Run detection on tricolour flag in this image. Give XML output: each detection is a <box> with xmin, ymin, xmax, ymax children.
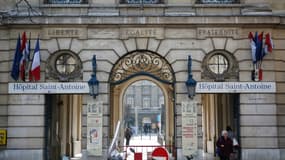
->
<box><xmin>29</xmin><ymin>38</ymin><xmax>40</xmax><ymax>81</ymax></box>
<box><xmin>248</xmin><ymin>32</ymin><xmax>256</xmax><ymax>63</ymax></box>
<box><xmin>255</xmin><ymin>32</ymin><xmax>263</xmax><ymax>62</ymax></box>
<box><xmin>19</xmin><ymin>32</ymin><xmax>28</xmax><ymax>81</ymax></box>
<box><xmin>11</xmin><ymin>34</ymin><xmax>22</xmax><ymax>81</ymax></box>
<box><xmin>264</xmin><ymin>33</ymin><xmax>273</xmax><ymax>54</ymax></box>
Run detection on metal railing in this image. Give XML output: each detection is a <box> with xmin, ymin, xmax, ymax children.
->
<box><xmin>46</xmin><ymin>0</ymin><xmax>88</xmax><ymax>4</ymax></box>
<box><xmin>120</xmin><ymin>0</ymin><xmax>163</xmax><ymax>4</ymax></box>
<box><xmin>196</xmin><ymin>0</ymin><xmax>239</xmax><ymax>4</ymax></box>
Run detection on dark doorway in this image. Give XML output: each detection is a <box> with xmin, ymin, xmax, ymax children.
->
<box><xmin>202</xmin><ymin>94</ymin><xmax>240</xmax><ymax>159</ymax></box>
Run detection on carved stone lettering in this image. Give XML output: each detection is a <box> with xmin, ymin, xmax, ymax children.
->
<box><xmin>197</xmin><ymin>28</ymin><xmax>240</xmax><ymax>39</ymax></box>
<box><xmin>120</xmin><ymin>28</ymin><xmax>164</xmax><ymax>39</ymax></box>
<box><xmin>43</xmin><ymin>28</ymin><xmax>87</xmax><ymax>39</ymax></box>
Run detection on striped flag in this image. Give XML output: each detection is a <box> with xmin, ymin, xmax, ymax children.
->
<box><xmin>29</xmin><ymin>38</ymin><xmax>41</xmax><ymax>81</ymax></box>
<box><xmin>264</xmin><ymin>33</ymin><xmax>273</xmax><ymax>54</ymax></box>
<box><xmin>248</xmin><ymin>32</ymin><xmax>256</xmax><ymax>63</ymax></box>
<box><xmin>19</xmin><ymin>32</ymin><xmax>29</xmax><ymax>81</ymax></box>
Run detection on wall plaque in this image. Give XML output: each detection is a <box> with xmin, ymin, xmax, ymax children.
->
<box><xmin>197</xmin><ymin>27</ymin><xmax>240</xmax><ymax>39</ymax></box>
<box><xmin>120</xmin><ymin>28</ymin><xmax>164</xmax><ymax>39</ymax></box>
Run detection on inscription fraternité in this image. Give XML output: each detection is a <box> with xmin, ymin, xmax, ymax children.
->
<box><xmin>197</xmin><ymin>28</ymin><xmax>240</xmax><ymax>39</ymax></box>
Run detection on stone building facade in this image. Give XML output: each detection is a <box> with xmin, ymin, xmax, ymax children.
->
<box><xmin>0</xmin><ymin>0</ymin><xmax>285</xmax><ymax>160</ymax></box>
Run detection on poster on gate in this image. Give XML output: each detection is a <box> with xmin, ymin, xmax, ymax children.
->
<box><xmin>182</xmin><ymin>101</ymin><xmax>198</xmax><ymax>156</ymax></box>
<box><xmin>87</xmin><ymin>102</ymin><xmax>103</xmax><ymax>156</ymax></box>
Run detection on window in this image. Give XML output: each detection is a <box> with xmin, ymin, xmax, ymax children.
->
<box><xmin>120</xmin><ymin>0</ymin><xmax>162</xmax><ymax>4</ymax></box>
<box><xmin>126</xmin><ymin>96</ymin><xmax>134</xmax><ymax>108</ymax></box>
<box><xmin>202</xmin><ymin>50</ymin><xmax>239</xmax><ymax>81</ymax></box>
<box><xmin>47</xmin><ymin>50</ymin><xmax>82</xmax><ymax>81</ymax></box>
<box><xmin>208</xmin><ymin>54</ymin><xmax>229</xmax><ymax>75</ymax></box>
<box><xmin>158</xmin><ymin>96</ymin><xmax>164</xmax><ymax>108</ymax></box>
<box><xmin>56</xmin><ymin>53</ymin><xmax>77</xmax><ymax>75</ymax></box>
<box><xmin>197</xmin><ymin>0</ymin><xmax>238</xmax><ymax>4</ymax></box>
<box><xmin>46</xmin><ymin>0</ymin><xmax>87</xmax><ymax>4</ymax></box>
<box><xmin>142</xmin><ymin>96</ymin><xmax>151</xmax><ymax>108</ymax></box>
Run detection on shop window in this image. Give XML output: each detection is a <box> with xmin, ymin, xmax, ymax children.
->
<box><xmin>47</xmin><ymin>50</ymin><xmax>82</xmax><ymax>81</ymax></box>
<box><xmin>45</xmin><ymin>0</ymin><xmax>88</xmax><ymax>4</ymax></box>
<box><xmin>202</xmin><ymin>50</ymin><xmax>239</xmax><ymax>81</ymax></box>
<box><xmin>120</xmin><ymin>0</ymin><xmax>162</xmax><ymax>4</ymax></box>
<box><xmin>196</xmin><ymin>0</ymin><xmax>238</xmax><ymax>4</ymax></box>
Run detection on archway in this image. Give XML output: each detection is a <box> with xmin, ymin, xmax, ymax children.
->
<box><xmin>109</xmin><ymin>50</ymin><xmax>175</xmax><ymax>155</ymax></box>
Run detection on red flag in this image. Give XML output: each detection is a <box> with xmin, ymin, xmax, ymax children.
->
<box><xmin>19</xmin><ymin>32</ymin><xmax>27</xmax><ymax>81</ymax></box>
<box><xmin>29</xmin><ymin>38</ymin><xmax>40</xmax><ymax>81</ymax></box>
<box><xmin>264</xmin><ymin>33</ymin><xmax>273</xmax><ymax>54</ymax></box>
<box><xmin>258</xmin><ymin>68</ymin><xmax>263</xmax><ymax>81</ymax></box>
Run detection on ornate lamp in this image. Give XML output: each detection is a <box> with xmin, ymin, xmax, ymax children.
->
<box><xmin>185</xmin><ymin>55</ymin><xmax>197</xmax><ymax>99</ymax></box>
<box><xmin>88</xmin><ymin>55</ymin><xmax>99</xmax><ymax>98</ymax></box>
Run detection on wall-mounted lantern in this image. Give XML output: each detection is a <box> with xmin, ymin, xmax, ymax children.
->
<box><xmin>185</xmin><ymin>55</ymin><xmax>197</xmax><ymax>99</ymax></box>
<box><xmin>88</xmin><ymin>55</ymin><xmax>99</xmax><ymax>98</ymax></box>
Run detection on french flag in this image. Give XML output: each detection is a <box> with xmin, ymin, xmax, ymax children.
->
<box><xmin>19</xmin><ymin>32</ymin><xmax>28</xmax><ymax>81</ymax></box>
<box><xmin>248</xmin><ymin>32</ymin><xmax>256</xmax><ymax>63</ymax></box>
<box><xmin>264</xmin><ymin>33</ymin><xmax>273</xmax><ymax>54</ymax></box>
<box><xmin>29</xmin><ymin>38</ymin><xmax>40</xmax><ymax>81</ymax></box>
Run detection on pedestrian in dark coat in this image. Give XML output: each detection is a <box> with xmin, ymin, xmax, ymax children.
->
<box><xmin>125</xmin><ymin>127</ymin><xmax>132</xmax><ymax>146</ymax></box>
<box><xmin>216</xmin><ymin>130</ymin><xmax>233</xmax><ymax>160</ymax></box>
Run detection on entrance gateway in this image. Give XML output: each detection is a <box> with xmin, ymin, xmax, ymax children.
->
<box><xmin>8</xmin><ymin>80</ymin><xmax>276</xmax><ymax>159</ymax></box>
<box><xmin>8</xmin><ymin>51</ymin><xmax>276</xmax><ymax>160</ymax></box>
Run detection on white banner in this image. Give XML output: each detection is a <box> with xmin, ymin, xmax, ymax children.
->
<box><xmin>196</xmin><ymin>82</ymin><xmax>276</xmax><ymax>93</ymax></box>
<box><xmin>87</xmin><ymin>102</ymin><xmax>103</xmax><ymax>156</ymax></box>
<box><xmin>182</xmin><ymin>101</ymin><xmax>198</xmax><ymax>156</ymax></box>
<box><xmin>8</xmin><ymin>82</ymin><xmax>89</xmax><ymax>94</ymax></box>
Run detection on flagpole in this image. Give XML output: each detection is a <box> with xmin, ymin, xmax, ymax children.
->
<box><xmin>26</xmin><ymin>32</ymin><xmax>32</xmax><ymax>82</ymax></box>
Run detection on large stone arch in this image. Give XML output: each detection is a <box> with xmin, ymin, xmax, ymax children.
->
<box><xmin>109</xmin><ymin>50</ymin><xmax>176</xmax><ymax>152</ymax></box>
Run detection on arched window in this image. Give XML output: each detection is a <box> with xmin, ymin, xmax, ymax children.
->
<box><xmin>202</xmin><ymin>50</ymin><xmax>238</xmax><ymax>81</ymax></box>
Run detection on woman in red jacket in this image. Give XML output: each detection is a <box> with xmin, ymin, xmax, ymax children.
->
<box><xmin>216</xmin><ymin>130</ymin><xmax>233</xmax><ymax>160</ymax></box>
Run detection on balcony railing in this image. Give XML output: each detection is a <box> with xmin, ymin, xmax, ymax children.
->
<box><xmin>120</xmin><ymin>0</ymin><xmax>162</xmax><ymax>4</ymax></box>
<box><xmin>46</xmin><ymin>0</ymin><xmax>88</xmax><ymax>4</ymax></box>
<box><xmin>196</xmin><ymin>0</ymin><xmax>239</xmax><ymax>4</ymax></box>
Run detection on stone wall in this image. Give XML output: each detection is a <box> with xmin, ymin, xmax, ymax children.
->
<box><xmin>0</xmin><ymin>0</ymin><xmax>284</xmax><ymax>160</ymax></box>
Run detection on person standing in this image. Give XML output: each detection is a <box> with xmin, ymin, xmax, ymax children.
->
<box><xmin>125</xmin><ymin>127</ymin><xmax>132</xmax><ymax>146</ymax></box>
<box><xmin>216</xmin><ymin>130</ymin><xmax>233</xmax><ymax>160</ymax></box>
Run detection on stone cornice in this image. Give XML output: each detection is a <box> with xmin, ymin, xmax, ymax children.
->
<box><xmin>2</xmin><ymin>15</ymin><xmax>283</xmax><ymax>26</ymax></box>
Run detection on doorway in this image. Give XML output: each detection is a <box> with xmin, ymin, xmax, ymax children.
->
<box><xmin>45</xmin><ymin>94</ymin><xmax>82</xmax><ymax>160</ymax></box>
<box><xmin>110</xmin><ymin>76</ymin><xmax>174</xmax><ymax>153</ymax></box>
<box><xmin>201</xmin><ymin>94</ymin><xmax>240</xmax><ymax>156</ymax></box>
<box><xmin>123</xmin><ymin>80</ymin><xmax>166</xmax><ymax>146</ymax></box>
